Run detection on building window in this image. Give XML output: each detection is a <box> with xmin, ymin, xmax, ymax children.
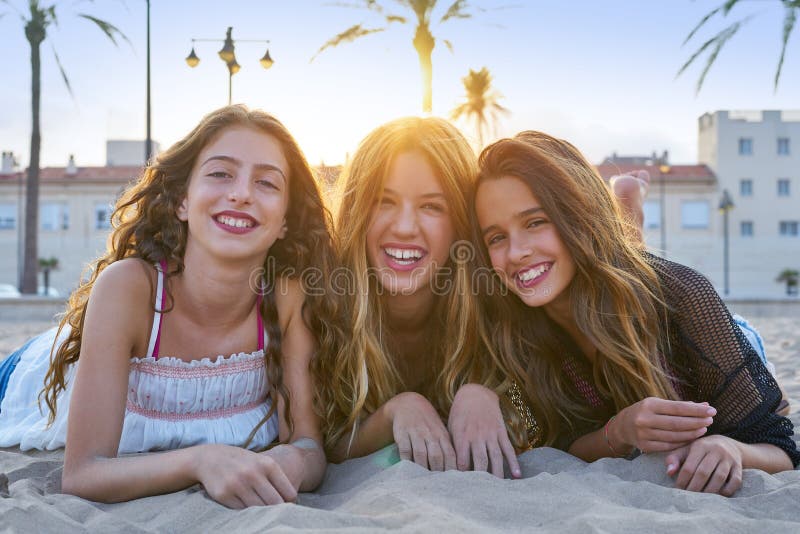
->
<box><xmin>0</xmin><ymin>204</ymin><xmax>16</xmax><ymax>230</ymax></box>
<box><xmin>778</xmin><ymin>137</ymin><xmax>790</xmax><ymax>155</ymax></box>
<box><xmin>740</xmin><ymin>179</ymin><xmax>753</xmax><ymax>197</ymax></box>
<box><xmin>780</xmin><ymin>221</ymin><xmax>799</xmax><ymax>236</ymax></box>
<box><xmin>40</xmin><ymin>203</ymin><xmax>69</xmax><ymax>231</ymax></box>
<box><xmin>642</xmin><ymin>200</ymin><xmax>660</xmax><ymax>229</ymax></box>
<box><xmin>740</xmin><ymin>221</ymin><xmax>754</xmax><ymax>237</ymax></box>
<box><xmin>681</xmin><ymin>201</ymin><xmax>710</xmax><ymax>229</ymax></box>
<box><xmin>778</xmin><ymin>179</ymin><xmax>790</xmax><ymax>197</ymax></box>
<box><xmin>738</xmin><ymin>138</ymin><xmax>753</xmax><ymax>155</ymax></box>
<box><xmin>95</xmin><ymin>203</ymin><xmax>112</xmax><ymax>230</ymax></box>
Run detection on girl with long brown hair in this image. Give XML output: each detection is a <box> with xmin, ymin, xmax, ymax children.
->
<box><xmin>0</xmin><ymin>105</ymin><xmax>340</xmax><ymax>507</ymax></box>
<box><xmin>472</xmin><ymin>131</ymin><xmax>799</xmax><ymax>495</ymax></box>
<box><xmin>314</xmin><ymin>116</ymin><xmax>527</xmax><ymax>478</ymax></box>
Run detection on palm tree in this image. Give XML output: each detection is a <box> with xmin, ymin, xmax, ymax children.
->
<box><xmin>679</xmin><ymin>0</ymin><xmax>799</xmax><ymax>93</ymax></box>
<box><xmin>312</xmin><ymin>0</ymin><xmax>490</xmax><ymax>114</ymax></box>
<box><xmin>38</xmin><ymin>255</ymin><xmax>58</xmax><ymax>296</ymax></box>
<box><xmin>776</xmin><ymin>268</ymin><xmax>799</xmax><ymax>296</ymax></box>
<box><xmin>0</xmin><ymin>1</ymin><xmax>128</xmax><ymax>294</ymax></box>
<box><xmin>450</xmin><ymin>67</ymin><xmax>508</xmax><ymax>148</ymax></box>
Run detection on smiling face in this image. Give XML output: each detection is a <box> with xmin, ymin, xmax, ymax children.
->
<box><xmin>177</xmin><ymin>126</ymin><xmax>289</xmax><ymax>263</ymax></box>
<box><xmin>476</xmin><ymin>175</ymin><xmax>576</xmax><ymax>313</ymax></box>
<box><xmin>365</xmin><ymin>150</ymin><xmax>455</xmax><ymax>297</ymax></box>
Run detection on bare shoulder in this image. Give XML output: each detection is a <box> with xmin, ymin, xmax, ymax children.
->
<box><xmin>274</xmin><ymin>277</ymin><xmax>307</xmax><ymax>330</ymax></box>
<box><xmin>87</xmin><ymin>259</ymin><xmax>158</xmax><ymax>336</ymax></box>
<box><xmin>91</xmin><ymin>258</ymin><xmax>155</xmax><ymax>305</ymax></box>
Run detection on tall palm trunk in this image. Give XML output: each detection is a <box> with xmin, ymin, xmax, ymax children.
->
<box><xmin>413</xmin><ymin>25</ymin><xmax>434</xmax><ymax>114</ymax></box>
<box><xmin>22</xmin><ymin>20</ymin><xmax>45</xmax><ymax>294</ymax></box>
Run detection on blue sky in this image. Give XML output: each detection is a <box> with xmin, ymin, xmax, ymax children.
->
<box><xmin>0</xmin><ymin>0</ymin><xmax>797</xmax><ymax>168</ymax></box>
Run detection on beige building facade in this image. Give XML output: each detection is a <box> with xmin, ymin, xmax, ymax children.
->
<box><xmin>698</xmin><ymin>110</ymin><xmax>800</xmax><ymax>298</ymax></box>
<box><xmin>0</xmin><ymin>164</ymin><xmax>138</xmax><ymax>295</ymax></box>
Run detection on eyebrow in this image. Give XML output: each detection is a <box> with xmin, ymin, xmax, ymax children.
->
<box><xmin>383</xmin><ymin>188</ymin><xmax>446</xmax><ymax>200</ymax></box>
<box><xmin>201</xmin><ymin>155</ymin><xmax>287</xmax><ymax>180</ymax></box>
<box><xmin>481</xmin><ymin>207</ymin><xmax>544</xmax><ymax>237</ymax></box>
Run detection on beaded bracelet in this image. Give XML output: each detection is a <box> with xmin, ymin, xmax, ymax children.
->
<box><xmin>603</xmin><ymin>415</ymin><xmax>622</xmax><ymax>457</ymax></box>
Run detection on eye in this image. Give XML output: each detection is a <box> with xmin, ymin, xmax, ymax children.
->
<box><xmin>421</xmin><ymin>202</ymin><xmax>445</xmax><ymax>213</ymax></box>
<box><xmin>208</xmin><ymin>170</ymin><xmax>232</xmax><ymax>179</ymax></box>
<box><xmin>378</xmin><ymin>196</ymin><xmax>394</xmax><ymax>207</ymax></box>
<box><xmin>256</xmin><ymin>179</ymin><xmax>280</xmax><ymax>190</ymax></box>
<box><xmin>486</xmin><ymin>233</ymin><xmax>505</xmax><ymax>246</ymax></box>
<box><xmin>527</xmin><ymin>218</ymin><xmax>547</xmax><ymax>229</ymax></box>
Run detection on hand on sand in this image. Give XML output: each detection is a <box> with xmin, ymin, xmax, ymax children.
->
<box><xmin>387</xmin><ymin>392</ymin><xmax>457</xmax><ymax>471</ymax></box>
<box><xmin>194</xmin><ymin>444</ymin><xmax>298</xmax><ymax>508</ymax></box>
<box><xmin>614</xmin><ymin>397</ymin><xmax>715</xmax><ymax>454</ymax></box>
<box><xmin>448</xmin><ymin>384</ymin><xmax>521</xmax><ymax>479</ymax></box>
<box><xmin>664</xmin><ymin>434</ymin><xmax>743</xmax><ymax>496</ymax></box>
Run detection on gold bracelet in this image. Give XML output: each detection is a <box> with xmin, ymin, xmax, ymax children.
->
<box><xmin>509</xmin><ymin>381</ymin><xmax>540</xmax><ymax>447</ymax></box>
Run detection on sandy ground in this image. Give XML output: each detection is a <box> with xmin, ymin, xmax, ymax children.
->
<box><xmin>1</xmin><ymin>317</ymin><xmax>799</xmax><ymax>532</ymax></box>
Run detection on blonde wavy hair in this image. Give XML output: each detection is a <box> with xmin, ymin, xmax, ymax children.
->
<box><xmin>473</xmin><ymin>131</ymin><xmax>679</xmax><ymax>447</ymax></box>
<box><xmin>314</xmin><ymin>117</ymin><xmax>524</xmax><ymax>454</ymax></box>
<box><xmin>41</xmin><ymin>105</ymin><xmax>343</xmax><ymax>445</ymax></box>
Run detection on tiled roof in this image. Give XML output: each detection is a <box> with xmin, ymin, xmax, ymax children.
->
<box><xmin>0</xmin><ymin>166</ymin><xmax>142</xmax><ymax>184</ymax></box>
<box><xmin>595</xmin><ymin>163</ymin><xmax>716</xmax><ymax>184</ymax></box>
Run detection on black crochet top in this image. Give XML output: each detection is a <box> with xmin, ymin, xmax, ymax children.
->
<box><xmin>549</xmin><ymin>254</ymin><xmax>800</xmax><ymax>466</ymax></box>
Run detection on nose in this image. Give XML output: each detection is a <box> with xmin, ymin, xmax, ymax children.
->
<box><xmin>227</xmin><ymin>174</ymin><xmax>253</xmax><ymax>204</ymax></box>
<box><xmin>508</xmin><ymin>231</ymin><xmax>533</xmax><ymax>264</ymax></box>
<box><xmin>391</xmin><ymin>202</ymin><xmax>419</xmax><ymax>237</ymax></box>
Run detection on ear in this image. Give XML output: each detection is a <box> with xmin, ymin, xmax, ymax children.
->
<box><xmin>278</xmin><ymin>218</ymin><xmax>288</xmax><ymax>239</ymax></box>
<box><xmin>176</xmin><ymin>197</ymin><xmax>189</xmax><ymax>222</ymax></box>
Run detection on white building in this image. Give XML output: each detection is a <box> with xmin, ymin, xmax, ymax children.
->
<box><xmin>106</xmin><ymin>140</ymin><xmax>161</xmax><ymax>166</ymax></box>
<box><xmin>595</xmin><ymin>160</ymin><xmax>721</xmax><ymax>284</ymax></box>
<box><xmin>698</xmin><ymin>110</ymin><xmax>800</xmax><ymax>298</ymax></box>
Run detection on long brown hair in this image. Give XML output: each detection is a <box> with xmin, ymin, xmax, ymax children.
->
<box><xmin>473</xmin><ymin>131</ymin><xmax>678</xmax><ymax>446</ymax></box>
<box><xmin>314</xmin><ymin>117</ymin><xmax>513</xmax><ymax>454</ymax></box>
<box><xmin>41</xmin><ymin>105</ymin><xmax>342</xmax><ymax>443</ymax></box>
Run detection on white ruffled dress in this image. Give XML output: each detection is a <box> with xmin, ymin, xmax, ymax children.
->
<box><xmin>0</xmin><ymin>264</ymin><xmax>278</xmax><ymax>453</ymax></box>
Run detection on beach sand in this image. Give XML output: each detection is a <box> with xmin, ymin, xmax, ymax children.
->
<box><xmin>1</xmin><ymin>316</ymin><xmax>799</xmax><ymax>532</ymax></box>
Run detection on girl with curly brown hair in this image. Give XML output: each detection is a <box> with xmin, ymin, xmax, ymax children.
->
<box><xmin>0</xmin><ymin>105</ymin><xmax>341</xmax><ymax>508</ymax></box>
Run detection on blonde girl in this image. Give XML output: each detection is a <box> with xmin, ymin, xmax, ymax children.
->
<box><xmin>314</xmin><ymin>117</ymin><xmax>526</xmax><ymax>478</ymax></box>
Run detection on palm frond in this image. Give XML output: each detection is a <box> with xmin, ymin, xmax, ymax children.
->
<box><xmin>682</xmin><ymin>0</ymin><xmax>743</xmax><ymax>45</ymax></box>
<box><xmin>774</xmin><ymin>3</ymin><xmax>797</xmax><ymax>90</ymax></box>
<box><xmin>50</xmin><ymin>42</ymin><xmax>74</xmax><ymax>99</ymax></box>
<box><xmin>77</xmin><ymin>13</ymin><xmax>131</xmax><ymax>47</ymax></box>
<box><xmin>1</xmin><ymin>0</ymin><xmax>24</xmax><ymax>19</ymax></box>
<box><xmin>440</xmin><ymin>0</ymin><xmax>472</xmax><ymax>23</ymax></box>
<box><xmin>677</xmin><ymin>15</ymin><xmax>752</xmax><ymax>93</ymax></box>
<box><xmin>311</xmin><ymin>24</ymin><xmax>387</xmax><ymax>62</ymax></box>
<box><xmin>443</xmin><ymin>38</ymin><xmax>454</xmax><ymax>53</ymax></box>
<box><xmin>386</xmin><ymin>14</ymin><xmax>407</xmax><ymax>23</ymax></box>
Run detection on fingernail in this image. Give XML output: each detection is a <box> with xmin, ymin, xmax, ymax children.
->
<box><xmin>513</xmin><ymin>468</ymin><xmax>521</xmax><ymax>478</ymax></box>
<box><xmin>707</xmin><ymin>408</ymin><xmax>717</xmax><ymax>416</ymax></box>
<box><xmin>667</xmin><ymin>463</ymin><xmax>676</xmax><ymax>472</ymax></box>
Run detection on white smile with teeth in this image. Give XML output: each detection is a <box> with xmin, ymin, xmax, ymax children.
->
<box><xmin>384</xmin><ymin>247</ymin><xmax>424</xmax><ymax>264</ymax></box>
<box><xmin>216</xmin><ymin>215</ymin><xmax>254</xmax><ymax>228</ymax></box>
<box><xmin>518</xmin><ymin>263</ymin><xmax>550</xmax><ymax>282</ymax></box>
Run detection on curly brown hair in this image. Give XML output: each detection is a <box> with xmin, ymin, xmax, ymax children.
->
<box><xmin>41</xmin><ymin>105</ymin><xmax>343</xmax><ymax>445</ymax></box>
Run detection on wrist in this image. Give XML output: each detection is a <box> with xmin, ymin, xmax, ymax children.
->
<box><xmin>605</xmin><ymin>413</ymin><xmax>634</xmax><ymax>457</ymax></box>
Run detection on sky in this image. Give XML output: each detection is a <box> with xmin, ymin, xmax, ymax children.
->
<box><xmin>0</xmin><ymin>0</ymin><xmax>798</xmax><ymax>169</ymax></box>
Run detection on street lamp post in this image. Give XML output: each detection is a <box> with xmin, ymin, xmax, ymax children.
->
<box><xmin>145</xmin><ymin>0</ymin><xmax>152</xmax><ymax>164</ymax></box>
<box><xmin>718</xmin><ymin>189</ymin><xmax>735</xmax><ymax>296</ymax></box>
<box><xmin>655</xmin><ymin>154</ymin><xmax>670</xmax><ymax>258</ymax></box>
<box><xmin>185</xmin><ymin>27</ymin><xmax>274</xmax><ymax>105</ymax></box>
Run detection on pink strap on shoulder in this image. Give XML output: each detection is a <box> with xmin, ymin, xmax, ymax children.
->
<box><xmin>256</xmin><ymin>293</ymin><xmax>264</xmax><ymax>352</ymax></box>
<box><xmin>151</xmin><ymin>260</ymin><xmax>168</xmax><ymax>360</ymax></box>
